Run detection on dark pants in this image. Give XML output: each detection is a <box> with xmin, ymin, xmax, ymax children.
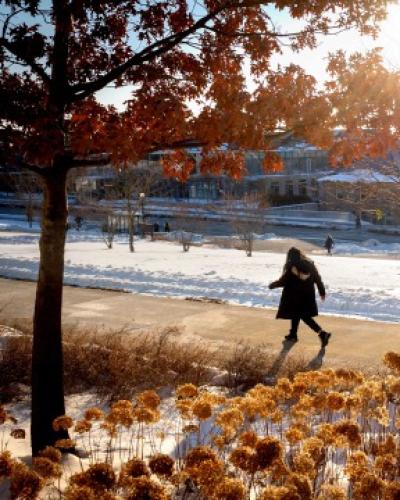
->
<box><xmin>290</xmin><ymin>317</ymin><xmax>321</xmax><ymax>336</ymax></box>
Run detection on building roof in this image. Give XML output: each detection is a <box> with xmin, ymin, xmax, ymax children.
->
<box><xmin>318</xmin><ymin>169</ymin><xmax>398</xmax><ymax>184</ymax></box>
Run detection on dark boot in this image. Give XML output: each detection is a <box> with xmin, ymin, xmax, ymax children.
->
<box><xmin>284</xmin><ymin>333</ymin><xmax>298</xmax><ymax>342</ymax></box>
<box><xmin>318</xmin><ymin>331</ymin><xmax>331</xmax><ymax>346</ymax></box>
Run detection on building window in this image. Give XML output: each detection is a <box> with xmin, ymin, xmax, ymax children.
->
<box><xmin>270</xmin><ymin>182</ymin><xmax>280</xmax><ymax>195</ymax></box>
<box><xmin>286</xmin><ymin>182</ymin><xmax>294</xmax><ymax>196</ymax></box>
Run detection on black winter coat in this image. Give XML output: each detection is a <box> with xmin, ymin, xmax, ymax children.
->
<box><xmin>269</xmin><ymin>259</ymin><xmax>325</xmax><ymax>319</ymax></box>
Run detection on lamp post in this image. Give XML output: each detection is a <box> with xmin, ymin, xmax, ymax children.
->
<box><xmin>139</xmin><ymin>192</ymin><xmax>145</xmax><ymax>222</ymax></box>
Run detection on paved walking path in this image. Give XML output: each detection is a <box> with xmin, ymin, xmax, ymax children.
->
<box><xmin>0</xmin><ymin>277</ymin><xmax>398</xmax><ymax>370</ymax></box>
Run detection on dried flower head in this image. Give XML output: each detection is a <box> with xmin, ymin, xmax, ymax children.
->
<box><xmin>84</xmin><ymin>407</ymin><xmax>104</xmax><ymax>421</ymax></box>
<box><xmin>70</xmin><ymin>463</ymin><xmax>116</xmax><ymax>492</ymax></box>
<box><xmin>285</xmin><ymin>427</ymin><xmax>304</xmax><ymax>446</ymax></box>
<box><xmin>270</xmin><ymin>458</ymin><xmax>291</xmax><ymax>483</ymax></box>
<box><xmin>0</xmin><ymin>451</ymin><xmax>14</xmax><ymax>478</ymax></box>
<box><xmin>134</xmin><ymin>406</ymin><xmax>160</xmax><ymax>424</ymax></box>
<box><xmin>126</xmin><ymin>476</ymin><xmax>167</xmax><ymax>500</ymax></box>
<box><xmin>119</xmin><ymin>457</ymin><xmax>150</xmax><ymax>487</ymax></box>
<box><xmin>64</xmin><ymin>485</ymin><xmax>97</xmax><ymax>500</ymax></box>
<box><xmin>302</xmin><ymin>437</ymin><xmax>325</xmax><ymax>463</ymax></box>
<box><xmin>384</xmin><ymin>481</ymin><xmax>400</xmax><ymax>500</ymax></box>
<box><xmin>318</xmin><ymin>484</ymin><xmax>347</xmax><ymax>500</ymax></box>
<box><xmin>387</xmin><ymin>377</ymin><xmax>400</xmax><ymax>396</ymax></box>
<box><xmin>0</xmin><ymin>405</ymin><xmax>16</xmax><ymax>425</ymax></box>
<box><xmin>293</xmin><ymin>452</ymin><xmax>316</xmax><ymax>479</ymax></box>
<box><xmin>334</xmin><ymin>420</ymin><xmax>362</xmax><ymax>448</ymax></box>
<box><xmin>149</xmin><ymin>454</ymin><xmax>175</xmax><ymax>477</ymax></box>
<box><xmin>214</xmin><ymin>477</ymin><xmax>246</xmax><ymax>500</ymax></box>
<box><xmin>183</xmin><ymin>424</ymin><xmax>199</xmax><ymax>434</ymax></box>
<box><xmin>215</xmin><ymin>407</ymin><xmax>244</xmax><ymax>431</ymax></box>
<box><xmin>384</xmin><ymin>352</ymin><xmax>400</xmax><ymax>374</ymax></box>
<box><xmin>176</xmin><ymin>400</ymin><xmax>192</xmax><ymax>419</ymax></box>
<box><xmin>353</xmin><ymin>472</ymin><xmax>384</xmax><ymax>500</ymax></box>
<box><xmin>345</xmin><ymin>395</ymin><xmax>363</xmax><ymax>414</ymax></box>
<box><xmin>239</xmin><ymin>430</ymin><xmax>258</xmax><ymax>448</ymax></box>
<box><xmin>38</xmin><ymin>446</ymin><xmax>62</xmax><ymax>464</ymax></box>
<box><xmin>74</xmin><ymin>419</ymin><xmax>92</xmax><ymax>434</ymax></box>
<box><xmin>255</xmin><ymin>437</ymin><xmax>283</xmax><ymax>470</ymax></box>
<box><xmin>287</xmin><ymin>472</ymin><xmax>313</xmax><ymax>500</ymax></box>
<box><xmin>374</xmin><ymin>453</ymin><xmax>397</xmax><ymax>476</ymax></box>
<box><xmin>55</xmin><ymin>438</ymin><xmax>76</xmax><ymax>450</ymax></box>
<box><xmin>369</xmin><ymin>406</ymin><xmax>390</xmax><ymax>427</ymax></box>
<box><xmin>315</xmin><ymin>423</ymin><xmax>336</xmax><ymax>446</ymax></box>
<box><xmin>107</xmin><ymin>401</ymin><xmax>134</xmax><ymax>428</ymax></box>
<box><xmin>229</xmin><ymin>446</ymin><xmax>256</xmax><ymax>473</ymax></box>
<box><xmin>185</xmin><ymin>459</ymin><xmax>224</xmax><ymax>492</ymax></box>
<box><xmin>326</xmin><ymin>392</ymin><xmax>345</xmax><ymax>412</ymax></box>
<box><xmin>137</xmin><ymin>390</ymin><xmax>161</xmax><ymax>410</ymax></box>
<box><xmin>32</xmin><ymin>457</ymin><xmax>62</xmax><ymax>481</ymax></box>
<box><xmin>176</xmin><ymin>384</ymin><xmax>198</xmax><ymax>399</ymax></box>
<box><xmin>185</xmin><ymin>446</ymin><xmax>219</xmax><ymax>468</ymax></box>
<box><xmin>377</xmin><ymin>435</ymin><xmax>397</xmax><ymax>456</ymax></box>
<box><xmin>345</xmin><ymin>451</ymin><xmax>369</xmax><ymax>481</ymax></box>
<box><xmin>10</xmin><ymin>462</ymin><xmax>43</xmax><ymax>500</ymax></box>
<box><xmin>53</xmin><ymin>415</ymin><xmax>73</xmax><ymax>431</ymax></box>
<box><xmin>10</xmin><ymin>428</ymin><xmax>25</xmax><ymax>439</ymax></box>
<box><xmin>192</xmin><ymin>400</ymin><xmax>212</xmax><ymax>420</ymax></box>
<box><xmin>276</xmin><ymin>378</ymin><xmax>293</xmax><ymax>400</ymax></box>
<box><xmin>259</xmin><ymin>486</ymin><xmax>293</xmax><ymax>499</ymax></box>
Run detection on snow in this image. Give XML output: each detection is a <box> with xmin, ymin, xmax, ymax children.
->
<box><xmin>1</xmin><ymin>217</ymin><xmax>400</xmax><ymax>323</ymax></box>
<box><xmin>318</xmin><ymin>168</ymin><xmax>398</xmax><ymax>184</ymax></box>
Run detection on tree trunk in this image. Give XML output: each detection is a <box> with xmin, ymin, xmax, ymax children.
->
<box><xmin>31</xmin><ymin>167</ymin><xmax>69</xmax><ymax>456</ymax></box>
<box><xmin>128</xmin><ymin>209</ymin><xmax>135</xmax><ymax>252</ymax></box>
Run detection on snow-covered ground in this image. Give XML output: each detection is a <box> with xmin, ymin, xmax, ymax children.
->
<box><xmin>0</xmin><ymin>217</ymin><xmax>400</xmax><ymax>323</ymax></box>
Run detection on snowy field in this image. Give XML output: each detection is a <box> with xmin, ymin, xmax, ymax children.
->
<box><xmin>0</xmin><ymin>217</ymin><xmax>400</xmax><ymax>322</ymax></box>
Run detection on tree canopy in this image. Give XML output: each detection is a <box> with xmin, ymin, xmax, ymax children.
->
<box><xmin>1</xmin><ymin>0</ymin><xmax>397</xmax><ymax>180</ymax></box>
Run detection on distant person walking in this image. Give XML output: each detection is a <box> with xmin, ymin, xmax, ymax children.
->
<box><xmin>324</xmin><ymin>234</ymin><xmax>334</xmax><ymax>255</ymax></box>
<box><xmin>269</xmin><ymin>247</ymin><xmax>331</xmax><ymax>346</ymax></box>
<box><xmin>164</xmin><ymin>221</ymin><xmax>170</xmax><ymax>232</ymax></box>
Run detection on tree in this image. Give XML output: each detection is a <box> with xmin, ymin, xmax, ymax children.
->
<box><xmin>0</xmin><ymin>0</ymin><xmax>393</xmax><ymax>455</ymax></box>
<box><xmin>6</xmin><ymin>169</ymin><xmax>42</xmax><ymax>227</ymax></box>
<box><xmin>174</xmin><ymin>203</ymin><xmax>205</xmax><ymax>252</ymax></box>
<box><xmin>110</xmin><ymin>167</ymin><xmax>159</xmax><ymax>252</ymax></box>
<box><xmin>226</xmin><ymin>193</ymin><xmax>266</xmax><ymax>257</ymax></box>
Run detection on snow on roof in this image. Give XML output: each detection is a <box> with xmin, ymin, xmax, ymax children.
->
<box><xmin>318</xmin><ymin>169</ymin><xmax>398</xmax><ymax>184</ymax></box>
<box><xmin>275</xmin><ymin>141</ymin><xmax>321</xmax><ymax>152</ymax></box>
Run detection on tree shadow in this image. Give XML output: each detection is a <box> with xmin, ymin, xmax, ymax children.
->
<box><xmin>266</xmin><ymin>339</ymin><xmax>297</xmax><ymax>380</ymax></box>
<box><xmin>306</xmin><ymin>346</ymin><xmax>326</xmax><ymax>370</ymax></box>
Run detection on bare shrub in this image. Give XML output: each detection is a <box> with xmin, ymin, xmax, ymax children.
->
<box><xmin>0</xmin><ymin>325</ymin><xmax>215</xmax><ymax>401</ymax></box>
<box><xmin>221</xmin><ymin>342</ymin><xmax>275</xmax><ymax>389</ymax></box>
<box><xmin>0</xmin><ymin>336</ymin><xmax>31</xmax><ymax>402</ymax></box>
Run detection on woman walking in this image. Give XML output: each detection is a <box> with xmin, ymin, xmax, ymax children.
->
<box><xmin>269</xmin><ymin>247</ymin><xmax>331</xmax><ymax>345</ymax></box>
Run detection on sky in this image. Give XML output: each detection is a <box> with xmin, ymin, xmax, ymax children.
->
<box><xmin>96</xmin><ymin>2</ymin><xmax>400</xmax><ymax>110</ymax></box>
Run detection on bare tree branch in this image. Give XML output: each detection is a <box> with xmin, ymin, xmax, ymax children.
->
<box><xmin>69</xmin><ymin>2</ymin><xmax>231</xmax><ymax>102</ymax></box>
<box><xmin>0</xmin><ymin>37</ymin><xmax>51</xmax><ymax>85</ymax></box>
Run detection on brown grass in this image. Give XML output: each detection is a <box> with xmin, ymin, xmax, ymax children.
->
<box><xmin>0</xmin><ymin>322</ymin><xmax>315</xmax><ymax>403</ymax></box>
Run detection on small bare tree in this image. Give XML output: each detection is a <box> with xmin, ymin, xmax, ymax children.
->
<box><xmin>174</xmin><ymin>203</ymin><xmax>205</xmax><ymax>252</ymax></box>
<box><xmin>109</xmin><ymin>167</ymin><xmax>160</xmax><ymax>252</ymax></box>
<box><xmin>101</xmin><ymin>214</ymin><xmax>117</xmax><ymax>249</ymax></box>
<box><xmin>10</xmin><ymin>171</ymin><xmax>42</xmax><ymax>227</ymax></box>
<box><xmin>226</xmin><ymin>193</ymin><xmax>267</xmax><ymax>257</ymax></box>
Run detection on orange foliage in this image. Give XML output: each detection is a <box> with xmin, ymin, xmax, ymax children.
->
<box><xmin>0</xmin><ymin>0</ymin><xmax>397</xmax><ymax>170</ymax></box>
<box><xmin>326</xmin><ymin>49</ymin><xmax>400</xmax><ymax>166</ymax></box>
<box><xmin>200</xmin><ymin>151</ymin><xmax>246</xmax><ymax>179</ymax></box>
<box><xmin>161</xmin><ymin>150</ymin><xmax>195</xmax><ymax>182</ymax></box>
<box><xmin>263</xmin><ymin>152</ymin><xmax>284</xmax><ymax>173</ymax></box>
